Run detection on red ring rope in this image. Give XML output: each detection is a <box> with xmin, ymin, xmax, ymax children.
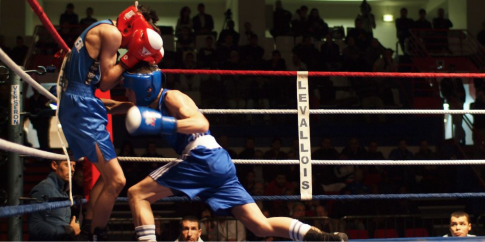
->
<box><xmin>27</xmin><ymin>0</ymin><xmax>70</xmax><ymax>52</ymax></box>
<box><xmin>162</xmin><ymin>69</ymin><xmax>485</xmax><ymax>78</ymax></box>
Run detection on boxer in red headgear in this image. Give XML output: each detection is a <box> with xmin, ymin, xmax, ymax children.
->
<box><xmin>56</xmin><ymin>2</ymin><xmax>163</xmax><ymax>240</ymax></box>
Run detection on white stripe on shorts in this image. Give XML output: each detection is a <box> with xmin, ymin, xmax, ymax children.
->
<box><xmin>149</xmin><ymin>160</ymin><xmax>179</xmax><ymax>180</ymax></box>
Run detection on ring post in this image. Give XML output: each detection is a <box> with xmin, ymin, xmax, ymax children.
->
<box><xmin>7</xmin><ymin>69</ymin><xmax>23</xmax><ymax>241</ymax></box>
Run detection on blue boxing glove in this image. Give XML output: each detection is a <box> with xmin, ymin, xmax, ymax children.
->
<box><xmin>125</xmin><ymin>106</ymin><xmax>177</xmax><ymax>136</ymax></box>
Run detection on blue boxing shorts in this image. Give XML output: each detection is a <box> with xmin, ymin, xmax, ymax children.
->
<box><xmin>58</xmin><ymin>81</ymin><xmax>117</xmax><ymax>163</ymax></box>
<box><xmin>149</xmin><ymin>135</ymin><xmax>255</xmax><ymax>216</ymax></box>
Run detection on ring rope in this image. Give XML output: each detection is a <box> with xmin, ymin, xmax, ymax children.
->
<box><xmin>117</xmin><ymin>157</ymin><xmax>485</xmax><ymax>165</ymax></box>
<box><xmin>199</xmin><ymin>109</ymin><xmax>485</xmax><ymax>115</ymax></box>
<box><xmin>0</xmin><ymin>48</ymin><xmax>57</xmax><ymax>102</ymax></box>
<box><xmin>3</xmin><ymin>141</ymin><xmax>485</xmax><ymax>165</ymax></box>
<box><xmin>163</xmin><ymin>69</ymin><xmax>485</xmax><ymax>78</ymax></box>
<box><xmin>0</xmin><ymin>198</ymin><xmax>86</xmax><ymax>219</ymax></box>
<box><xmin>0</xmin><ymin>138</ymin><xmax>68</xmax><ymax>161</ymax></box>
<box><xmin>3</xmin><ymin>193</ymin><xmax>485</xmax><ymax>218</ymax></box>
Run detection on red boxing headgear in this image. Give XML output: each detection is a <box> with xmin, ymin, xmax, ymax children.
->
<box><xmin>117</xmin><ymin>2</ymin><xmax>154</xmax><ymax>48</ymax></box>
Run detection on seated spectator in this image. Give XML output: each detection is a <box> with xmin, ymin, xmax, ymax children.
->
<box><xmin>265</xmin><ymin>50</ymin><xmax>286</xmax><ymax>71</ymax></box>
<box><xmin>176</xmin><ymin>6</ymin><xmax>193</xmax><ymax>37</ymax></box>
<box><xmin>264</xmin><ymin>137</ymin><xmax>288</xmax><ymax>160</ymax></box>
<box><xmin>292</xmin><ymin>35</ymin><xmax>319</xmax><ymax>69</ymax></box>
<box><xmin>239</xmin><ymin>137</ymin><xmax>256</xmax><ymax>159</ymax></box>
<box><xmin>139</xmin><ymin>141</ymin><xmax>163</xmax><ymax>175</ymax></box>
<box><xmin>307</xmin><ymin>8</ymin><xmax>329</xmax><ymax>41</ymax></box>
<box><xmin>365</xmin><ymin>141</ymin><xmax>384</xmax><ymax>160</ymax></box>
<box><xmin>389</xmin><ymin>139</ymin><xmax>414</xmax><ymax>160</ymax></box>
<box><xmin>265</xmin><ymin>172</ymin><xmax>293</xmax><ymax>214</ymax></box>
<box><xmin>270</xmin><ymin>0</ymin><xmax>292</xmax><ymax>38</ymax></box>
<box><xmin>341</xmin><ymin>137</ymin><xmax>367</xmax><ymax>160</ymax></box>
<box><xmin>365</xmin><ymin>38</ymin><xmax>384</xmax><ymax>71</ymax></box>
<box><xmin>59</xmin><ymin>3</ymin><xmax>78</xmax><ymax>25</ymax></box>
<box><xmin>342</xmin><ymin>37</ymin><xmax>363</xmax><ymax>71</ymax></box>
<box><xmin>192</xmin><ymin>3</ymin><xmax>214</xmax><ymax>36</ymax></box>
<box><xmin>216</xmin><ymin>35</ymin><xmax>238</xmax><ymax>65</ymax></box>
<box><xmin>217</xmin><ymin>20</ymin><xmax>239</xmax><ymax>46</ymax></box>
<box><xmin>217</xmin><ymin>135</ymin><xmax>238</xmax><ymax>158</ymax></box>
<box><xmin>79</xmin><ymin>7</ymin><xmax>97</xmax><ymax>27</ymax></box>
<box><xmin>291</xmin><ymin>202</ymin><xmax>307</xmax><ymax>219</ymax></box>
<box><xmin>312</xmin><ymin>138</ymin><xmax>339</xmax><ymax>160</ymax></box>
<box><xmin>11</xmin><ymin>36</ymin><xmax>29</xmax><ymax>65</ymax></box>
<box><xmin>346</xmin><ymin>18</ymin><xmax>371</xmax><ymax>51</ymax></box>
<box><xmin>313</xmin><ymin>205</ymin><xmax>339</xmax><ymax>233</ymax></box>
<box><xmin>373</xmin><ymin>48</ymin><xmax>397</xmax><ymax>72</ymax></box>
<box><xmin>443</xmin><ymin>211</ymin><xmax>476</xmax><ymax>237</ymax></box>
<box><xmin>239</xmin><ymin>34</ymin><xmax>265</xmax><ymax>69</ymax></box>
<box><xmin>29</xmin><ymin>159</ymin><xmax>80</xmax><ymax>241</ymax></box>
<box><xmin>175</xmin><ymin>216</ymin><xmax>203</xmax><ymax>242</ymax></box>
<box><xmin>247</xmin><ymin>77</ymin><xmax>271</xmax><ymax>125</ymax></box>
<box><xmin>414</xmin><ymin>139</ymin><xmax>438</xmax><ymax>160</ymax></box>
<box><xmin>176</xmin><ymin>27</ymin><xmax>195</xmax><ymax>53</ymax></box>
<box><xmin>291</xmin><ymin>6</ymin><xmax>309</xmax><ymax>37</ymax></box>
<box><xmin>216</xmin><ymin>218</ymin><xmax>246</xmax><ymax>241</ymax></box>
<box><xmin>320</xmin><ymin>34</ymin><xmax>341</xmax><ymax>70</ymax></box>
<box><xmin>200</xmin><ymin>208</ymin><xmax>216</xmax><ymax>241</ymax></box>
<box><xmin>242</xmin><ymin>170</ymin><xmax>256</xmax><ymax>192</ymax></box>
<box><xmin>239</xmin><ymin>22</ymin><xmax>255</xmax><ymax>46</ymax></box>
<box><xmin>346</xmin><ymin>169</ymin><xmax>369</xmax><ymax>194</ymax></box>
<box><xmin>178</xmin><ymin>52</ymin><xmax>201</xmax><ymax>97</ymax></box>
<box><xmin>220</xmin><ymin>51</ymin><xmax>248</xmax><ymax>122</ymax></box>
<box><xmin>197</xmin><ymin>36</ymin><xmax>217</xmax><ymax>69</ymax></box>
<box><xmin>287</xmin><ymin>53</ymin><xmax>308</xmax><ymax>71</ymax></box>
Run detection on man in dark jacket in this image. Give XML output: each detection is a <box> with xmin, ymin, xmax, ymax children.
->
<box><xmin>28</xmin><ymin>160</ymin><xmax>79</xmax><ymax>241</ymax></box>
<box><xmin>192</xmin><ymin>3</ymin><xmax>214</xmax><ymax>36</ymax></box>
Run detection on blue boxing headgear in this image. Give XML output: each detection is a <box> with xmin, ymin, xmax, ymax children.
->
<box><xmin>122</xmin><ymin>69</ymin><xmax>162</xmax><ymax>106</ymax></box>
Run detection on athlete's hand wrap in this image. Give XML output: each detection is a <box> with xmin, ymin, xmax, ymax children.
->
<box><xmin>125</xmin><ymin>106</ymin><xmax>176</xmax><ymax>135</ymax></box>
<box><xmin>120</xmin><ymin>28</ymin><xmax>164</xmax><ymax>69</ymax></box>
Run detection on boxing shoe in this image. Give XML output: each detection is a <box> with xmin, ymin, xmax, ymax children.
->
<box><xmin>77</xmin><ymin>219</ymin><xmax>91</xmax><ymax>241</ymax></box>
<box><xmin>303</xmin><ymin>226</ymin><xmax>348</xmax><ymax>241</ymax></box>
<box><xmin>90</xmin><ymin>227</ymin><xmax>108</xmax><ymax>241</ymax></box>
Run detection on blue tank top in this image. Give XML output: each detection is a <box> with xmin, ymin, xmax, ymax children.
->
<box><xmin>64</xmin><ymin>20</ymin><xmax>113</xmax><ymax>96</ymax></box>
<box><xmin>158</xmin><ymin>89</ymin><xmax>211</xmax><ymax>155</ymax></box>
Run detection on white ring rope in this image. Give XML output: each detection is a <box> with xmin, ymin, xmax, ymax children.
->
<box><xmin>0</xmin><ymin>48</ymin><xmax>57</xmax><ymax>102</ymax></box>
<box><xmin>199</xmin><ymin>109</ymin><xmax>485</xmax><ymax>115</ymax></box>
<box><xmin>117</xmin><ymin>157</ymin><xmax>485</xmax><ymax>165</ymax></box>
<box><xmin>0</xmin><ymin>138</ymin><xmax>67</xmax><ymax>160</ymax></box>
<box><xmin>2</xmin><ymin>139</ymin><xmax>485</xmax><ymax>165</ymax></box>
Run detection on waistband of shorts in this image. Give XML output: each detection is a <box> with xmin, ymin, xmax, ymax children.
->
<box><xmin>64</xmin><ymin>80</ymin><xmax>95</xmax><ymax>95</ymax></box>
<box><xmin>181</xmin><ymin>135</ymin><xmax>221</xmax><ymax>156</ymax></box>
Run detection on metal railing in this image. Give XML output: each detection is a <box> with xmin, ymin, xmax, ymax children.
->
<box><xmin>103</xmin><ymin>213</ymin><xmax>477</xmax><ymax>240</ymax></box>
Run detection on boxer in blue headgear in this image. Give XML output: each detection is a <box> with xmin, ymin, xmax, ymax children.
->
<box><xmin>117</xmin><ymin>61</ymin><xmax>348</xmax><ymax>241</ymax></box>
<box><xmin>121</xmin><ymin>68</ymin><xmax>162</xmax><ymax>107</ymax></box>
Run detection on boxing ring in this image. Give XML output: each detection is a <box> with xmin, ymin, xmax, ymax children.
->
<box><xmin>2</xmin><ymin>1</ymin><xmax>485</xmax><ymax>240</ymax></box>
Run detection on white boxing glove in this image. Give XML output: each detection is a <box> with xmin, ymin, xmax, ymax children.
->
<box><xmin>125</xmin><ymin>106</ymin><xmax>177</xmax><ymax>136</ymax></box>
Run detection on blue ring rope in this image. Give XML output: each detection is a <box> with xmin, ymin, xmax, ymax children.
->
<box><xmin>3</xmin><ymin>193</ymin><xmax>485</xmax><ymax>218</ymax></box>
<box><xmin>0</xmin><ymin>198</ymin><xmax>87</xmax><ymax>218</ymax></box>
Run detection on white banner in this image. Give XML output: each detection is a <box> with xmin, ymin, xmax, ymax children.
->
<box><xmin>11</xmin><ymin>84</ymin><xmax>20</xmax><ymax>125</ymax></box>
<box><xmin>296</xmin><ymin>71</ymin><xmax>312</xmax><ymax>200</ymax></box>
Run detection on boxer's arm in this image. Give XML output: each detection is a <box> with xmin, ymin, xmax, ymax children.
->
<box><xmin>98</xmin><ymin>28</ymin><xmax>125</xmax><ymax>92</ymax></box>
<box><xmin>166</xmin><ymin>90</ymin><xmax>209</xmax><ymax>134</ymax></box>
<box><xmin>100</xmin><ymin>98</ymin><xmax>134</xmax><ymax>115</ymax></box>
